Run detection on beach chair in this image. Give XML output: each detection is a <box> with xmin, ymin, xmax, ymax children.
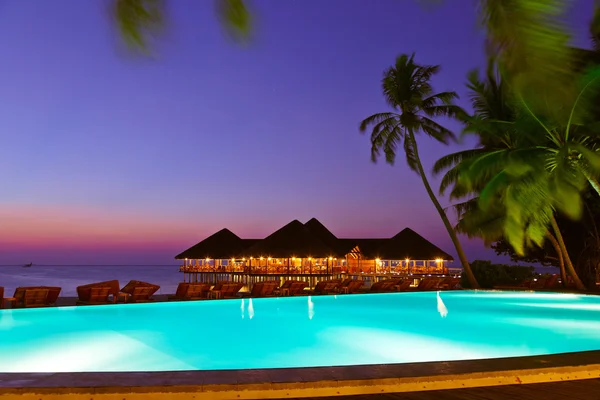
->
<box><xmin>11</xmin><ymin>286</ymin><xmax>61</xmax><ymax>308</ymax></box>
<box><xmin>288</xmin><ymin>280</ymin><xmax>309</xmax><ymax>296</ymax></box>
<box><xmin>23</xmin><ymin>288</ymin><xmax>50</xmax><ymax>308</ymax></box>
<box><xmin>126</xmin><ymin>286</ymin><xmax>159</xmax><ymax>303</ymax></box>
<box><xmin>77</xmin><ymin>280</ymin><xmax>120</xmax><ymax>304</ymax></box>
<box><xmin>338</xmin><ymin>278</ymin><xmax>353</xmax><ymax>288</ymax></box>
<box><xmin>364</xmin><ymin>279</ymin><xmax>398</xmax><ymax>293</ymax></box>
<box><xmin>43</xmin><ymin>286</ymin><xmax>61</xmax><ymax>305</ymax></box>
<box><xmin>437</xmin><ymin>277</ymin><xmax>461</xmax><ymax>290</ymax></box>
<box><xmin>121</xmin><ymin>280</ymin><xmax>160</xmax><ymax>303</ymax></box>
<box><xmin>308</xmin><ymin>280</ymin><xmax>341</xmax><ymax>295</ymax></box>
<box><xmin>394</xmin><ymin>279</ymin><xmax>414</xmax><ymax>291</ymax></box>
<box><xmin>210</xmin><ymin>281</ymin><xmax>229</xmax><ymax>292</ymax></box>
<box><xmin>240</xmin><ymin>281</ymin><xmax>279</xmax><ymax>298</ymax></box>
<box><xmin>405</xmin><ymin>278</ymin><xmax>443</xmax><ymax>291</ymax></box>
<box><xmin>168</xmin><ymin>283</ymin><xmax>210</xmax><ymax>301</ymax></box>
<box><xmin>76</xmin><ymin>287</ymin><xmax>112</xmax><ymax>305</ymax></box>
<box><xmin>209</xmin><ymin>283</ymin><xmax>243</xmax><ymax>299</ymax></box>
<box><xmin>0</xmin><ymin>286</ymin><xmax>4</xmax><ymax>309</ymax></box>
<box><xmin>274</xmin><ymin>280</ymin><xmax>294</xmax><ymax>296</ymax></box>
<box><xmin>339</xmin><ymin>279</ymin><xmax>364</xmax><ymax>294</ymax></box>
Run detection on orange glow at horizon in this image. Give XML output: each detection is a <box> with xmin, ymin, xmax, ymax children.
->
<box><xmin>0</xmin><ymin>204</ymin><xmax>200</xmax><ymax>248</ymax></box>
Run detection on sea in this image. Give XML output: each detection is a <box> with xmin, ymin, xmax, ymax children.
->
<box><xmin>0</xmin><ymin>265</ymin><xmax>182</xmax><ymax>297</ymax></box>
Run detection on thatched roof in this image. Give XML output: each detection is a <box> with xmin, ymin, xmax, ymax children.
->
<box><xmin>339</xmin><ymin>229</ymin><xmax>453</xmax><ymax>261</ymax></box>
<box><xmin>175</xmin><ymin>219</ymin><xmax>453</xmax><ymax>261</ymax></box>
<box><xmin>240</xmin><ymin>220</ymin><xmax>338</xmax><ymax>258</ymax></box>
<box><xmin>303</xmin><ymin>218</ymin><xmax>347</xmax><ymax>254</ymax></box>
<box><xmin>175</xmin><ymin>229</ymin><xmax>257</xmax><ymax>260</ymax></box>
<box><xmin>377</xmin><ymin>228</ymin><xmax>452</xmax><ymax>260</ymax></box>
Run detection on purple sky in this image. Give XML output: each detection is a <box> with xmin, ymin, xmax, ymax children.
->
<box><xmin>0</xmin><ymin>0</ymin><xmax>595</xmax><ymax>265</ymax></box>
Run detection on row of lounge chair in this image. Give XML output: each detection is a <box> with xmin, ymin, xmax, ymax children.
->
<box><xmin>168</xmin><ymin>276</ymin><xmax>461</xmax><ymax>301</ymax></box>
<box><xmin>0</xmin><ymin>280</ymin><xmax>160</xmax><ymax>309</ymax></box>
<box><xmin>0</xmin><ymin>276</ymin><xmax>461</xmax><ymax>308</ymax></box>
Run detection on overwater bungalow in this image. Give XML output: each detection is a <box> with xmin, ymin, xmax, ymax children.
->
<box><xmin>175</xmin><ymin>218</ymin><xmax>455</xmax><ymax>287</ymax></box>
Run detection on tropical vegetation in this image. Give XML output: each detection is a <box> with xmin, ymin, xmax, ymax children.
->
<box><xmin>361</xmin><ymin>3</ymin><xmax>600</xmax><ymax>290</ymax></box>
<box><xmin>109</xmin><ymin>1</ymin><xmax>600</xmax><ymax>289</ymax></box>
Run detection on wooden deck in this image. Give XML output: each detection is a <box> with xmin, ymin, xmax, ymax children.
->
<box><xmin>288</xmin><ymin>378</ymin><xmax>600</xmax><ymax>399</ymax></box>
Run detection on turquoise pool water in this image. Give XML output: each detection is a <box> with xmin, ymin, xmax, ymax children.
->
<box><xmin>1</xmin><ymin>291</ymin><xmax>599</xmax><ymax>373</ymax></box>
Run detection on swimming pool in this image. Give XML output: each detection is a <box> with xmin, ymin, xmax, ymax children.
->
<box><xmin>1</xmin><ymin>291</ymin><xmax>599</xmax><ymax>373</ymax></box>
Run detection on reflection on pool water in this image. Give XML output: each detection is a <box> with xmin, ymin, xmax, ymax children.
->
<box><xmin>1</xmin><ymin>291</ymin><xmax>600</xmax><ymax>373</ymax></box>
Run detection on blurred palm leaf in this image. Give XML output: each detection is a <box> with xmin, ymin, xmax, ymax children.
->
<box><xmin>113</xmin><ymin>0</ymin><xmax>164</xmax><ymax>52</ymax></box>
<box><xmin>112</xmin><ymin>0</ymin><xmax>251</xmax><ymax>52</ymax></box>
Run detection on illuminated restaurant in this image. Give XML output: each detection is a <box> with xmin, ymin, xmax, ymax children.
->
<box><xmin>175</xmin><ymin>218</ymin><xmax>454</xmax><ymax>285</ymax></box>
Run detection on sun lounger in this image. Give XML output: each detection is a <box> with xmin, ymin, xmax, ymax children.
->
<box><xmin>274</xmin><ymin>280</ymin><xmax>294</xmax><ymax>296</ymax></box>
<box><xmin>394</xmin><ymin>280</ymin><xmax>414</xmax><ymax>291</ymax></box>
<box><xmin>364</xmin><ymin>279</ymin><xmax>400</xmax><ymax>293</ymax></box>
<box><xmin>168</xmin><ymin>282</ymin><xmax>211</xmax><ymax>301</ymax></box>
<box><xmin>76</xmin><ymin>287</ymin><xmax>112</xmax><ymax>305</ymax></box>
<box><xmin>437</xmin><ymin>277</ymin><xmax>461</xmax><ymax>290</ymax></box>
<box><xmin>209</xmin><ymin>283</ymin><xmax>243</xmax><ymax>299</ymax></box>
<box><xmin>308</xmin><ymin>279</ymin><xmax>341</xmax><ymax>295</ymax></box>
<box><xmin>339</xmin><ymin>279</ymin><xmax>365</xmax><ymax>294</ymax></box>
<box><xmin>339</xmin><ymin>278</ymin><xmax>353</xmax><ymax>288</ymax></box>
<box><xmin>11</xmin><ymin>286</ymin><xmax>61</xmax><ymax>308</ymax></box>
<box><xmin>126</xmin><ymin>286</ymin><xmax>159</xmax><ymax>303</ymax></box>
<box><xmin>240</xmin><ymin>281</ymin><xmax>279</xmax><ymax>298</ymax></box>
<box><xmin>121</xmin><ymin>280</ymin><xmax>160</xmax><ymax>303</ymax></box>
<box><xmin>288</xmin><ymin>280</ymin><xmax>309</xmax><ymax>296</ymax></box>
<box><xmin>404</xmin><ymin>277</ymin><xmax>443</xmax><ymax>291</ymax></box>
<box><xmin>23</xmin><ymin>288</ymin><xmax>50</xmax><ymax>308</ymax></box>
<box><xmin>77</xmin><ymin>280</ymin><xmax>120</xmax><ymax>304</ymax></box>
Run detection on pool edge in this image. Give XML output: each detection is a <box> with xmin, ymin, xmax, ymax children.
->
<box><xmin>2</xmin><ymin>351</ymin><xmax>600</xmax><ymax>399</ymax></box>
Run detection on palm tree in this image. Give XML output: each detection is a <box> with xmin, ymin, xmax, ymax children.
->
<box><xmin>359</xmin><ymin>53</ymin><xmax>479</xmax><ymax>288</ymax></box>
<box><xmin>434</xmin><ymin>61</ymin><xmax>591</xmax><ymax>290</ymax></box>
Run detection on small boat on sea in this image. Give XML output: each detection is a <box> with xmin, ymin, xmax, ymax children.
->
<box><xmin>22</xmin><ymin>262</ymin><xmax>33</xmax><ymax>268</ymax></box>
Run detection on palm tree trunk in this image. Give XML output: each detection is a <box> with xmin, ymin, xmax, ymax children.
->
<box><xmin>408</xmin><ymin>131</ymin><xmax>480</xmax><ymax>289</ymax></box>
<box><xmin>550</xmin><ymin>216</ymin><xmax>586</xmax><ymax>291</ymax></box>
<box><xmin>546</xmin><ymin>230</ymin><xmax>567</xmax><ymax>287</ymax></box>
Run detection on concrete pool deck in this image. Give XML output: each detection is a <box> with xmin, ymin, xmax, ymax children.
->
<box><xmin>1</xmin><ymin>350</ymin><xmax>600</xmax><ymax>399</ymax></box>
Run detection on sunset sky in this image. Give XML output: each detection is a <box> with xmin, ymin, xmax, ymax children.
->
<box><xmin>0</xmin><ymin>0</ymin><xmax>595</xmax><ymax>265</ymax></box>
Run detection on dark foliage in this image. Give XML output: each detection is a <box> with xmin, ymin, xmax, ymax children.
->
<box><xmin>460</xmin><ymin>260</ymin><xmax>535</xmax><ymax>289</ymax></box>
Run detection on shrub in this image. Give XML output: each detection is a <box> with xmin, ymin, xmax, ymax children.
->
<box><xmin>461</xmin><ymin>260</ymin><xmax>536</xmax><ymax>289</ymax></box>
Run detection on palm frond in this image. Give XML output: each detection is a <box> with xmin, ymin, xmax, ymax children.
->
<box><xmin>215</xmin><ymin>0</ymin><xmax>252</xmax><ymax>40</ymax></box>
<box><xmin>478</xmin><ymin>0</ymin><xmax>575</xmax><ymax>111</ymax></box>
<box><xmin>433</xmin><ymin>148</ymin><xmax>484</xmax><ymax>176</ymax></box>
<box><xmin>113</xmin><ymin>0</ymin><xmax>164</xmax><ymax>51</ymax></box>
<box><xmin>419</xmin><ymin>117</ymin><xmax>457</xmax><ymax>144</ymax></box>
